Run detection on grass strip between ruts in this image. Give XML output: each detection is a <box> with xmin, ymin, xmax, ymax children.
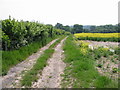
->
<box><xmin>21</xmin><ymin>36</ymin><xmax>66</xmax><ymax>87</ymax></box>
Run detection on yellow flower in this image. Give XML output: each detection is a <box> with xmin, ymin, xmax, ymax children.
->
<box><xmin>74</xmin><ymin>33</ymin><xmax>120</xmax><ymax>38</ymax></box>
<box><xmin>79</xmin><ymin>41</ymin><xmax>89</xmax><ymax>48</ymax></box>
<box><xmin>80</xmin><ymin>48</ymin><xmax>88</xmax><ymax>55</ymax></box>
<box><xmin>102</xmin><ymin>48</ymin><xmax>109</xmax><ymax>51</ymax></box>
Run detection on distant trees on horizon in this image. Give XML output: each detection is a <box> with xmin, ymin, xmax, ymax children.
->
<box><xmin>54</xmin><ymin>23</ymin><xmax>119</xmax><ymax>33</ymax></box>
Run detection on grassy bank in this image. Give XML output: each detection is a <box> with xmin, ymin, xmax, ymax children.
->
<box><xmin>2</xmin><ymin>37</ymin><xmax>56</xmax><ymax>75</ymax></box>
<box><xmin>21</xmin><ymin>36</ymin><xmax>65</xmax><ymax>87</ymax></box>
<box><xmin>61</xmin><ymin>36</ymin><xmax>118</xmax><ymax>88</ymax></box>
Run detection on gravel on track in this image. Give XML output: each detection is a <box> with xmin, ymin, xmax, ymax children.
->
<box><xmin>2</xmin><ymin>39</ymin><xmax>57</xmax><ymax>88</ymax></box>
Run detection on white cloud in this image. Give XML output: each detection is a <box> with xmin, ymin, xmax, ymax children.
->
<box><xmin>0</xmin><ymin>0</ymin><xmax>119</xmax><ymax>25</ymax></box>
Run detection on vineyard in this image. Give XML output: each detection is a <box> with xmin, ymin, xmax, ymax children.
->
<box><xmin>2</xmin><ymin>17</ymin><xmax>70</xmax><ymax>51</ymax></box>
<box><xmin>1</xmin><ymin>18</ymin><xmax>119</xmax><ymax>88</ymax></box>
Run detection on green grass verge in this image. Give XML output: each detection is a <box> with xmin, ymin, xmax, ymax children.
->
<box><xmin>2</xmin><ymin>37</ymin><xmax>55</xmax><ymax>75</ymax></box>
<box><xmin>21</xmin><ymin>49</ymin><xmax>54</xmax><ymax>87</ymax></box>
<box><xmin>62</xmin><ymin>35</ymin><xmax>118</xmax><ymax>88</ymax></box>
<box><xmin>21</xmin><ymin>36</ymin><xmax>66</xmax><ymax>87</ymax></box>
<box><xmin>77</xmin><ymin>37</ymin><xmax>120</xmax><ymax>42</ymax></box>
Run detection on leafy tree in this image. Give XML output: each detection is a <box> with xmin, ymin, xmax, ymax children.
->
<box><xmin>55</xmin><ymin>23</ymin><xmax>63</xmax><ymax>29</ymax></box>
<box><xmin>90</xmin><ymin>26</ymin><xmax>96</xmax><ymax>31</ymax></box>
<box><xmin>62</xmin><ymin>25</ymin><xmax>71</xmax><ymax>32</ymax></box>
<box><xmin>72</xmin><ymin>24</ymin><xmax>83</xmax><ymax>33</ymax></box>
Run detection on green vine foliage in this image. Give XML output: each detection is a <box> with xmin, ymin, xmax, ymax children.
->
<box><xmin>2</xmin><ymin>18</ymin><xmax>70</xmax><ymax>51</ymax></box>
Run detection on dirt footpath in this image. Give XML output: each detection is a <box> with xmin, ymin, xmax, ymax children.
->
<box><xmin>32</xmin><ymin>37</ymin><xmax>67</xmax><ymax>88</ymax></box>
<box><xmin>2</xmin><ymin>39</ymin><xmax>57</xmax><ymax>88</ymax></box>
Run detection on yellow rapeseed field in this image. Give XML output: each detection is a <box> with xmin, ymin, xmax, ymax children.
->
<box><xmin>74</xmin><ymin>33</ymin><xmax>120</xmax><ymax>38</ymax></box>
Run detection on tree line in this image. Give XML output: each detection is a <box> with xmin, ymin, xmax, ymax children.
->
<box><xmin>55</xmin><ymin>23</ymin><xmax>119</xmax><ymax>33</ymax></box>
